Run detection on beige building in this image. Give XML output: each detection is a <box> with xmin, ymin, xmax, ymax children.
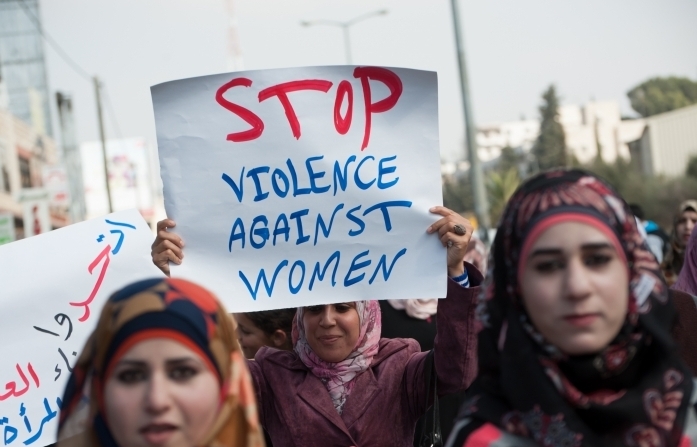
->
<box><xmin>0</xmin><ymin>108</ymin><xmax>68</xmax><ymax>240</ymax></box>
<box><xmin>629</xmin><ymin>104</ymin><xmax>697</xmax><ymax>177</ymax></box>
<box><xmin>467</xmin><ymin>100</ymin><xmax>645</xmax><ymax>169</ymax></box>
<box><xmin>560</xmin><ymin>101</ymin><xmax>645</xmax><ymax>164</ymax></box>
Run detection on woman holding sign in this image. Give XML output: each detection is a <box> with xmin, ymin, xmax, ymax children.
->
<box><xmin>56</xmin><ymin>278</ymin><xmax>265</xmax><ymax>447</ymax></box>
<box><xmin>151</xmin><ymin>206</ymin><xmax>481</xmax><ymax>446</ymax></box>
<box><xmin>446</xmin><ymin>170</ymin><xmax>697</xmax><ymax>447</ymax></box>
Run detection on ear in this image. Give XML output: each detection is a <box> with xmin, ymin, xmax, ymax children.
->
<box><xmin>271</xmin><ymin>329</ymin><xmax>289</xmax><ymax>349</ymax></box>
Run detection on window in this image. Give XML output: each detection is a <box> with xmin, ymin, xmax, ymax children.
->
<box><xmin>19</xmin><ymin>157</ymin><xmax>31</xmax><ymax>188</ymax></box>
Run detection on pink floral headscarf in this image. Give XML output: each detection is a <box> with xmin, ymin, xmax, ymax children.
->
<box><xmin>673</xmin><ymin>225</ymin><xmax>697</xmax><ymax>295</ymax></box>
<box><xmin>292</xmin><ymin>301</ymin><xmax>381</xmax><ymax>414</ymax></box>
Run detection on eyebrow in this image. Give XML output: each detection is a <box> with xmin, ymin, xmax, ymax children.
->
<box><xmin>529</xmin><ymin>242</ymin><xmax>615</xmax><ymax>258</ymax></box>
<box><xmin>116</xmin><ymin>357</ymin><xmax>199</xmax><ymax>367</ymax></box>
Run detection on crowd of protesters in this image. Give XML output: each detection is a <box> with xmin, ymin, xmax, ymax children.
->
<box><xmin>52</xmin><ymin>168</ymin><xmax>697</xmax><ymax>447</ymax></box>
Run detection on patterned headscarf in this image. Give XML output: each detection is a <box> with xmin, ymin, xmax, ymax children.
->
<box><xmin>673</xmin><ymin>224</ymin><xmax>697</xmax><ymax>296</ymax></box>
<box><xmin>663</xmin><ymin>200</ymin><xmax>697</xmax><ymax>286</ymax></box>
<box><xmin>292</xmin><ymin>301</ymin><xmax>381</xmax><ymax>414</ymax></box>
<box><xmin>451</xmin><ymin>169</ymin><xmax>695</xmax><ymax>447</ymax></box>
<box><xmin>57</xmin><ymin>278</ymin><xmax>264</xmax><ymax>447</ymax></box>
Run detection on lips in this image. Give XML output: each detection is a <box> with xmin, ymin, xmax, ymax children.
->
<box><xmin>140</xmin><ymin>423</ymin><xmax>178</xmax><ymax>445</ymax></box>
<box><xmin>318</xmin><ymin>335</ymin><xmax>342</xmax><ymax>344</ymax></box>
<box><xmin>563</xmin><ymin>314</ymin><xmax>599</xmax><ymax>327</ymax></box>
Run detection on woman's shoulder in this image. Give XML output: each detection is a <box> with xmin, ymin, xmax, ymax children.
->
<box><xmin>253</xmin><ymin>346</ymin><xmax>304</xmax><ymax>370</ymax></box>
<box><xmin>372</xmin><ymin>337</ymin><xmax>421</xmax><ymax>365</ymax></box>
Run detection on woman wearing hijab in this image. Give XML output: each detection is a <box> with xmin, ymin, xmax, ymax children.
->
<box><xmin>673</xmin><ymin>227</ymin><xmax>697</xmax><ymax>297</ymax></box>
<box><xmin>151</xmin><ymin>206</ymin><xmax>481</xmax><ymax>446</ymax></box>
<box><xmin>56</xmin><ymin>277</ymin><xmax>265</xmax><ymax>447</ymax></box>
<box><xmin>447</xmin><ymin>169</ymin><xmax>697</xmax><ymax>447</ymax></box>
<box><xmin>662</xmin><ymin>200</ymin><xmax>697</xmax><ymax>286</ymax></box>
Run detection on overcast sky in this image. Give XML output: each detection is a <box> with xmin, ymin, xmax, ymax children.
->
<box><xmin>39</xmin><ymin>0</ymin><xmax>697</xmax><ymax>162</ymax></box>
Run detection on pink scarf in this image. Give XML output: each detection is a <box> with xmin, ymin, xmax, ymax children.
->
<box><xmin>292</xmin><ymin>301</ymin><xmax>381</xmax><ymax>414</ymax></box>
<box><xmin>673</xmin><ymin>226</ymin><xmax>697</xmax><ymax>295</ymax></box>
<box><xmin>387</xmin><ymin>299</ymin><xmax>438</xmax><ymax>319</ymax></box>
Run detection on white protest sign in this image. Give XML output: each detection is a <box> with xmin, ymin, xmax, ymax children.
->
<box><xmin>152</xmin><ymin>66</ymin><xmax>444</xmax><ymax>312</ymax></box>
<box><xmin>0</xmin><ymin>209</ymin><xmax>164</xmax><ymax>446</ymax></box>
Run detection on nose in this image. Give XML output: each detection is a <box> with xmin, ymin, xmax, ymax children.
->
<box><xmin>144</xmin><ymin>371</ymin><xmax>172</xmax><ymax>415</ymax></box>
<box><xmin>318</xmin><ymin>306</ymin><xmax>337</xmax><ymax>328</ymax></box>
<box><xmin>564</xmin><ymin>257</ymin><xmax>593</xmax><ymax>301</ymax></box>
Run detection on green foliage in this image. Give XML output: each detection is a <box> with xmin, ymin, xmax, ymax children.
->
<box><xmin>627</xmin><ymin>77</ymin><xmax>697</xmax><ymax>118</ymax></box>
<box><xmin>532</xmin><ymin>85</ymin><xmax>567</xmax><ymax>170</ymax></box>
<box><xmin>584</xmin><ymin>158</ymin><xmax>697</xmax><ymax>229</ymax></box>
<box><xmin>487</xmin><ymin>168</ymin><xmax>520</xmax><ymax>224</ymax></box>
<box><xmin>497</xmin><ymin>146</ymin><xmax>521</xmax><ymax>173</ymax></box>
<box><xmin>687</xmin><ymin>155</ymin><xmax>697</xmax><ymax>180</ymax></box>
<box><xmin>442</xmin><ymin>174</ymin><xmax>474</xmax><ymax>214</ymax></box>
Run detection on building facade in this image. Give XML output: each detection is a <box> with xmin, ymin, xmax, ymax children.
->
<box><xmin>0</xmin><ymin>107</ymin><xmax>67</xmax><ymax>241</ymax></box>
<box><xmin>0</xmin><ymin>0</ymin><xmax>53</xmax><ymax>136</ymax></box>
<box><xmin>629</xmin><ymin>104</ymin><xmax>697</xmax><ymax>177</ymax></box>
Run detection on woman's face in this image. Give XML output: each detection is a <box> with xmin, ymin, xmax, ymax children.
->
<box><xmin>233</xmin><ymin>313</ymin><xmax>273</xmax><ymax>359</ymax></box>
<box><xmin>520</xmin><ymin>221</ymin><xmax>629</xmax><ymax>356</ymax></box>
<box><xmin>676</xmin><ymin>209</ymin><xmax>697</xmax><ymax>245</ymax></box>
<box><xmin>104</xmin><ymin>338</ymin><xmax>220</xmax><ymax>447</ymax></box>
<box><xmin>303</xmin><ymin>303</ymin><xmax>360</xmax><ymax>363</ymax></box>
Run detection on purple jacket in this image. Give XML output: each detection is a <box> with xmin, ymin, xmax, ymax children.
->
<box><xmin>247</xmin><ymin>264</ymin><xmax>482</xmax><ymax>447</ymax></box>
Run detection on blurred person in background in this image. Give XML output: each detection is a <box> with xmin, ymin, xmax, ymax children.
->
<box><xmin>663</xmin><ymin>200</ymin><xmax>697</xmax><ymax>286</ymax></box>
<box><xmin>447</xmin><ymin>170</ymin><xmax>697</xmax><ymax>447</ymax></box>
<box><xmin>629</xmin><ymin>203</ymin><xmax>669</xmax><ymax>263</ymax></box>
<box><xmin>672</xmin><ymin>225</ymin><xmax>697</xmax><ymax>297</ymax></box>
<box><xmin>56</xmin><ymin>278</ymin><xmax>264</xmax><ymax>447</ymax></box>
<box><xmin>234</xmin><ymin>309</ymin><xmax>295</xmax><ymax>359</ymax></box>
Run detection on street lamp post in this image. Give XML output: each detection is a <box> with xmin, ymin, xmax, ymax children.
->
<box><xmin>301</xmin><ymin>9</ymin><xmax>388</xmax><ymax>64</ymax></box>
<box><xmin>450</xmin><ymin>0</ymin><xmax>491</xmax><ymax>238</ymax></box>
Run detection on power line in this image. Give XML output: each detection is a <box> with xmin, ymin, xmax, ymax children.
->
<box><xmin>17</xmin><ymin>0</ymin><xmax>126</xmax><ymax>143</ymax></box>
<box><xmin>16</xmin><ymin>0</ymin><xmax>93</xmax><ymax>81</ymax></box>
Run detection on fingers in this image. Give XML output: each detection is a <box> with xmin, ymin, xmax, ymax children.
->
<box><xmin>153</xmin><ymin>239</ymin><xmax>184</xmax><ymax>262</ymax></box>
<box><xmin>427</xmin><ymin>207</ymin><xmax>473</xmax><ymax>236</ymax></box>
<box><xmin>154</xmin><ymin>229</ymin><xmax>184</xmax><ymax>249</ymax></box>
<box><xmin>156</xmin><ymin>219</ymin><xmax>176</xmax><ymax>232</ymax></box>
<box><xmin>151</xmin><ymin>219</ymin><xmax>183</xmax><ymax>277</ymax></box>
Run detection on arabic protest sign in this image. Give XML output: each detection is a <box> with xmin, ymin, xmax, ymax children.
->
<box><xmin>0</xmin><ymin>209</ymin><xmax>164</xmax><ymax>446</ymax></box>
<box><xmin>152</xmin><ymin>66</ymin><xmax>444</xmax><ymax>312</ymax></box>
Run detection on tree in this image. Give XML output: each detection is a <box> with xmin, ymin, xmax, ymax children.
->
<box><xmin>487</xmin><ymin>168</ymin><xmax>520</xmax><ymax>224</ymax></box>
<box><xmin>532</xmin><ymin>85</ymin><xmax>567</xmax><ymax>170</ymax></box>
<box><xmin>686</xmin><ymin>155</ymin><xmax>697</xmax><ymax>180</ymax></box>
<box><xmin>627</xmin><ymin>77</ymin><xmax>697</xmax><ymax>117</ymax></box>
<box><xmin>497</xmin><ymin>146</ymin><xmax>521</xmax><ymax>173</ymax></box>
<box><xmin>442</xmin><ymin>174</ymin><xmax>474</xmax><ymax>213</ymax></box>
<box><xmin>584</xmin><ymin>157</ymin><xmax>697</xmax><ymax>230</ymax></box>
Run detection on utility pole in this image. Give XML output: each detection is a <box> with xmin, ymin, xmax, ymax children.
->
<box><xmin>93</xmin><ymin>76</ymin><xmax>113</xmax><ymax>214</ymax></box>
<box><xmin>450</xmin><ymin>0</ymin><xmax>490</xmax><ymax>236</ymax></box>
<box><xmin>56</xmin><ymin>92</ymin><xmax>86</xmax><ymax>223</ymax></box>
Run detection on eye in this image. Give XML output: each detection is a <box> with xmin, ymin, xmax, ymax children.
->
<box><xmin>237</xmin><ymin>326</ymin><xmax>251</xmax><ymax>336</ymax></box>
<box><xmin>584</xmin><ymin>253</ymin><xmax>612</xmax><ymax>267</ymax></box>
<box><xmin>533</xmin><ymin>259</ymin><xmax>564</xmax><ymax>273</ymax></box>
<box><xmin>306</xmin><ymin>305</ymin><xmax>323</xmax><ymax>314</ymax></box>
<box><xmin>169</xmin><ymin>365</ymin><xmax>198</xmax><ymax>382</ymax></box>
<box><xmin>116</xmin><ymin>368</ymin><xmax>147</xmax><ymax>384</ymax></box>
<box><xmin>335</xmin><ymin>304</ymin><xmax>352</xmax><ymax>313</ymax></box>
